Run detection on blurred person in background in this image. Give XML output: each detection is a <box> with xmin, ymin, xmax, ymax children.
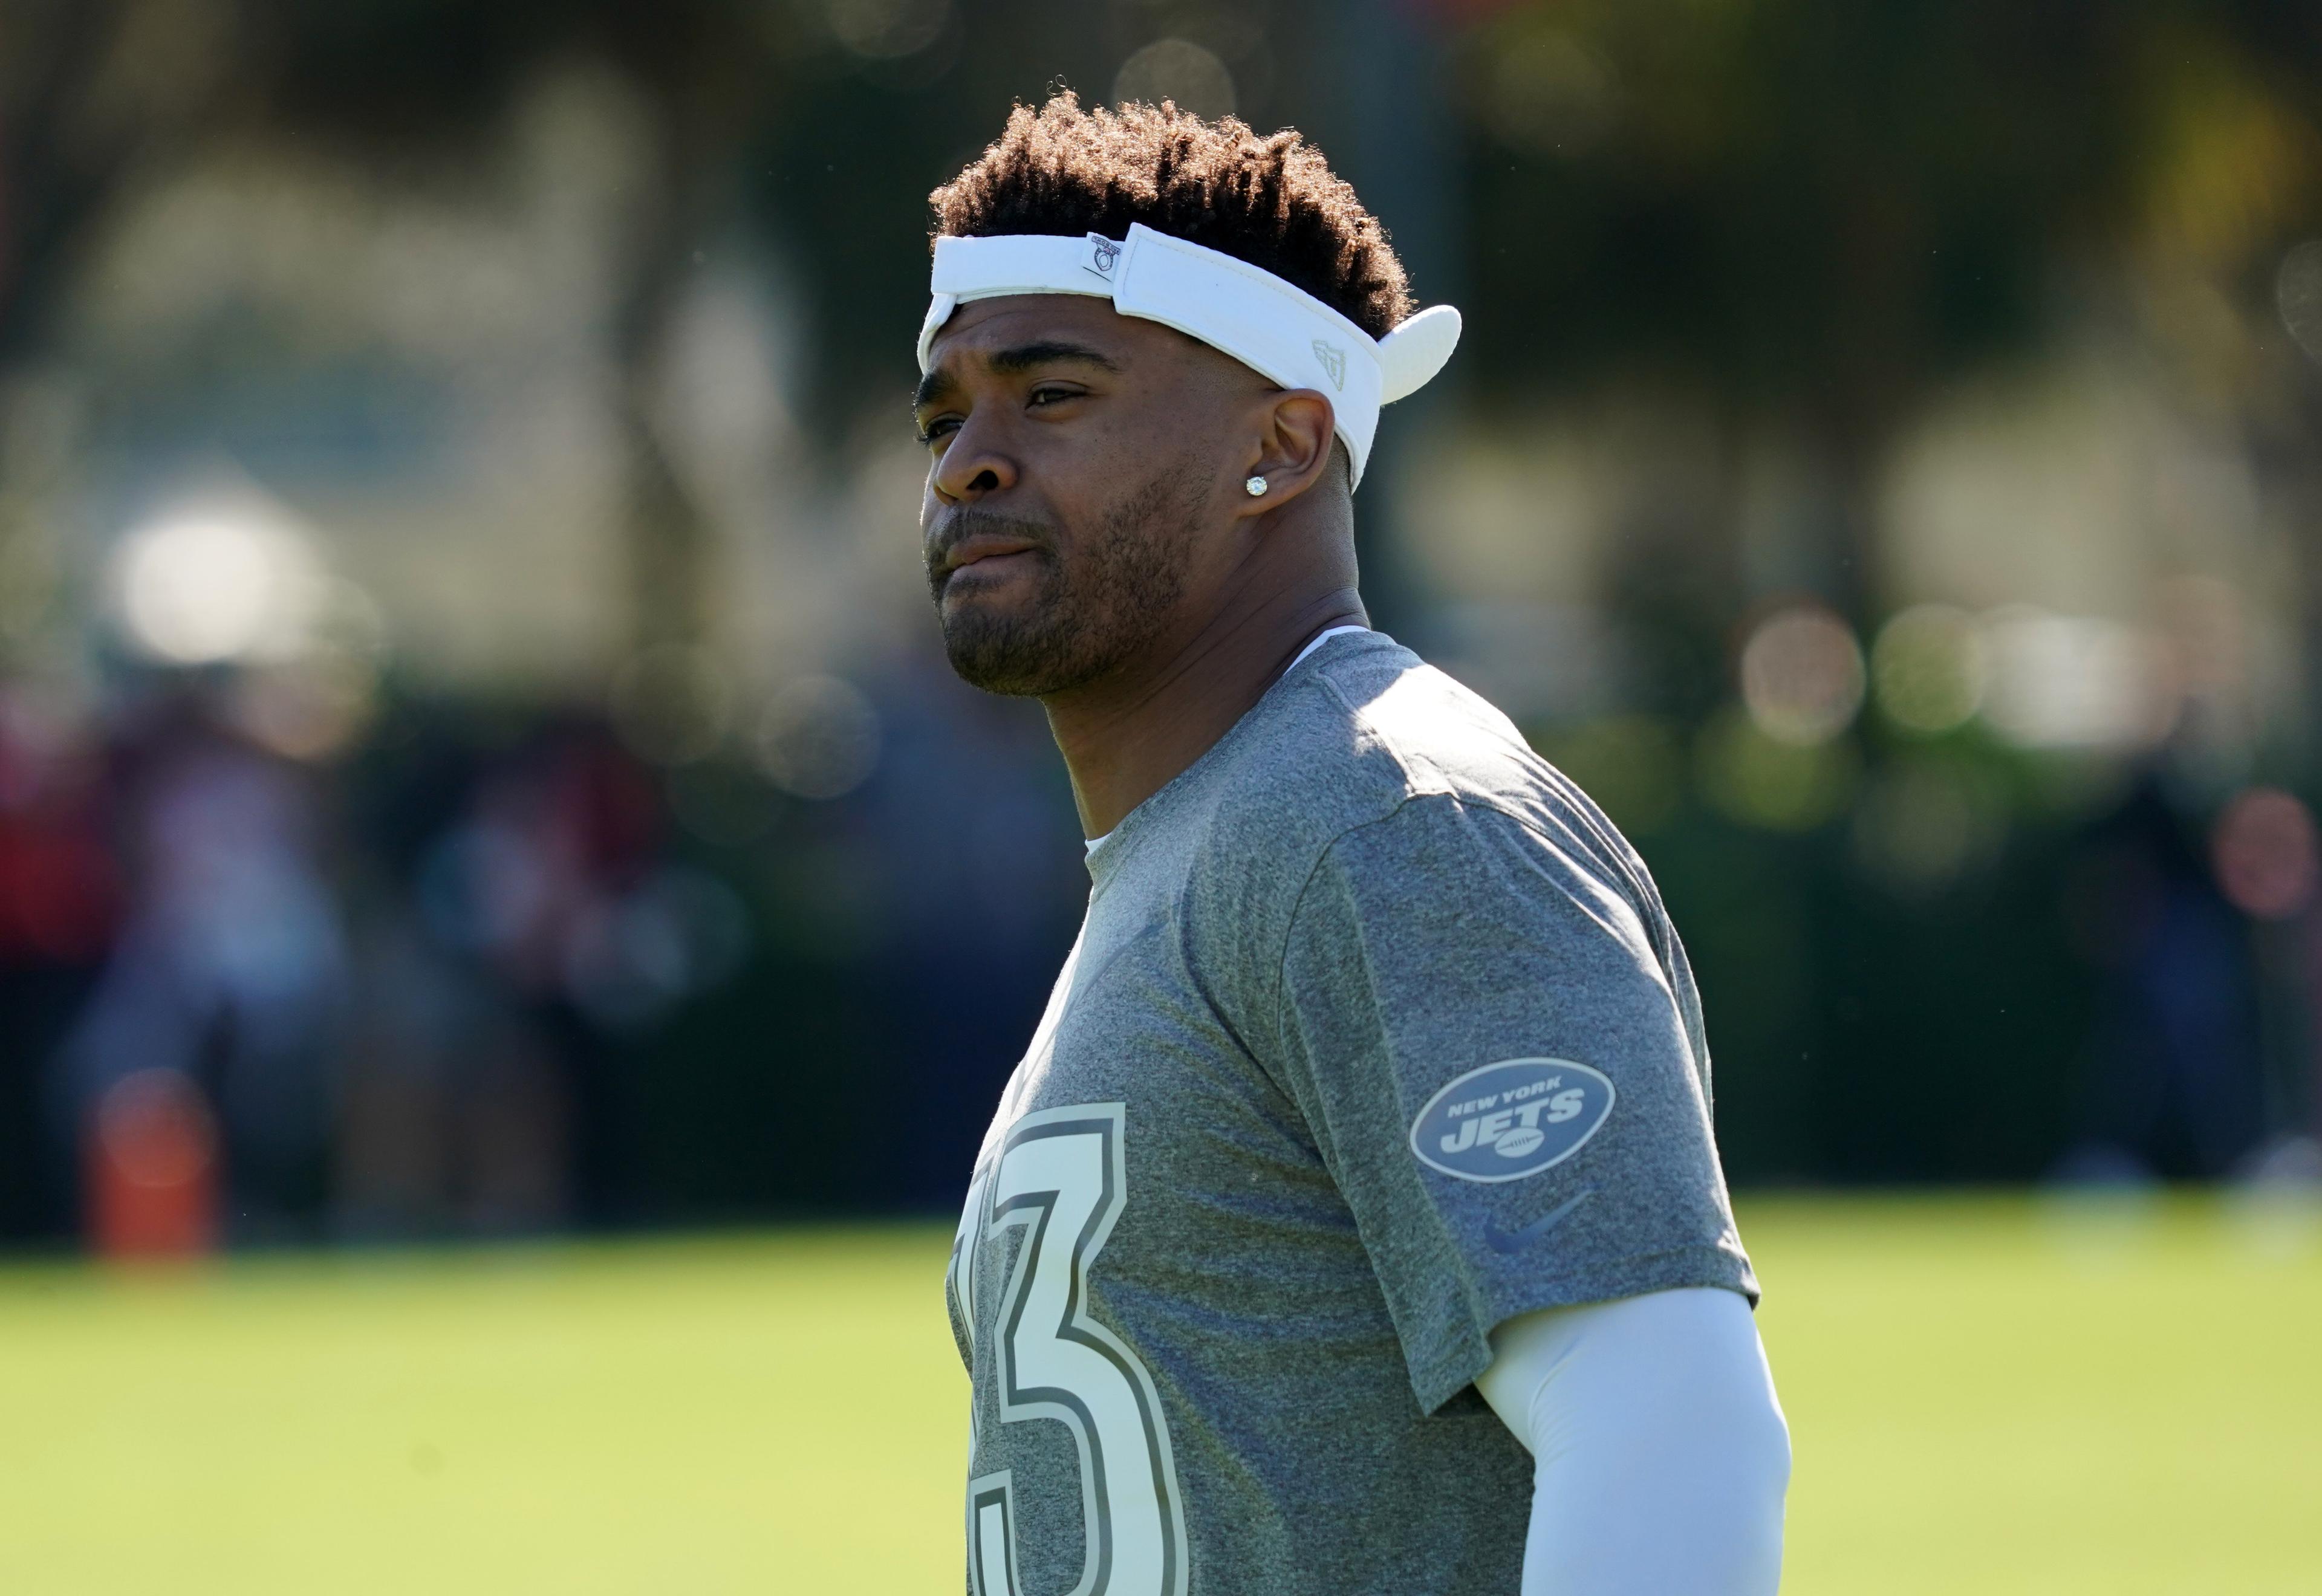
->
<box><xmin>340</xmin><ymin>718</ymin><xmax>662</xmax><ymax>1236</ymax></box>
<box><xmin>2060</xmin><ymin>774</ymin><xmax>2268</xmax><ymax>1184</ymax></box>
<box><xmin>49</xmin><ymin>690</ymin><xmax>346</xmax><ymax>1241</ymax></box>
<box><xmin>919</xmin><ymin>99</ymin><xmax>1787</xmax><ymax>1596</ymax></box>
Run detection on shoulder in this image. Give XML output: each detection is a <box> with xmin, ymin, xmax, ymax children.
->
<box><xmin>1165</xmin><ymin>634</ymin><xmax>1695</xmax><ymax>1049</ymax></box>
<box><xmin>1305</xmin><ymin>634</ymin><xmax>1535</xmax><ymax>790</ymax></box>
<box><xmin>1183</xmin><ymin>634</ymin><xmax>1656</xmax><ymax>926</ymax></box>
<box><xmin>1219</xmin><ymin>637</ymin><xmax>1641</xmax><ymax>874</ymax></box>
<box><xmin>1204</xmin><ymin>636</ymin><xmax>1529</xmax><ymax>833</ymax></box>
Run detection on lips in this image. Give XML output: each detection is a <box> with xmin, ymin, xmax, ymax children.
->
<box><xmin>946</xmin><ymin>548</ymin><xmax>1039</xmax><ymax>586</ymax></box>
<box><xmin>941</xmin><ymin>535</ymin><xmax>1040</xmax><ymax>576</ymax></box>
<box><xmin>928</xmin><ymin>518</ymin><xmax>1052</xmax><ymax>601</ymax></box>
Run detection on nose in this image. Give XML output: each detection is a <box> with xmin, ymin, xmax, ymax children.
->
<box><xmin>929</xmin><ymin>414</ymin><xmax>1018</xmax><ymax>505</ymax></box>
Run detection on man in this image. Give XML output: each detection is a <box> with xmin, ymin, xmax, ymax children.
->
<box><xmin>918</xmin><ymin>96</ymin><xmax>1789</xmax><ymax>1596</ymax></box>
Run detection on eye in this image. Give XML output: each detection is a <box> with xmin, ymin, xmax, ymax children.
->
<box><xmin>915</xmin><ymin>414</ymin><xmax>961</xmax><ymax>447</ymax></box>
<box><xmin>1026</xmin><ymin>384</ymin><xmax>1082</xmax><ymax>409</ymax></box>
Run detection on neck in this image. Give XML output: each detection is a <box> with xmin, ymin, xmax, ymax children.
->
<box><xmin>1041</xmin><ymin>530</ymin><xmax>1365</xmax><ymax>838</ymax></box>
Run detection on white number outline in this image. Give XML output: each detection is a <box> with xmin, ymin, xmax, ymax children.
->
<box><xmin>960</xmin><ymin>1103</ymin><xmax>1188</xmax><ymax>1596</ymax></box>
<box><xmin>968</xmin><ymin>1470</ymin><xmax>1027</xmax><ymax>1596</ymax></box>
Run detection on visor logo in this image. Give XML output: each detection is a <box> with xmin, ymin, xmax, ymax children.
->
<box><xmin>1085</xmin><ymin>235</ymin><xmax>1120</xmax><ymax>279</ymax></box>
<box><xmin>1312</xmin><ymin>340</ymin><xmax>1347</xmax><ymax>390</ymax></box>
<box><xmin>1408</xmin><ymin>1059</ymin><xmax>1614</xmax><ymax>1183</ymax></box>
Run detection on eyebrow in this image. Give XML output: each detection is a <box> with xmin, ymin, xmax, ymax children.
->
<box><xmin>912</xmin><ymin>339</ymin><xmax>1122</xmax><ymax>410</ymax></box>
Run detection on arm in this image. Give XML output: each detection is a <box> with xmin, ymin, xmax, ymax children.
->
<box><xmin>1474</xmin><ymin>1287</ymin><xmax>1790</xmax><ymax>1595</ymax></box>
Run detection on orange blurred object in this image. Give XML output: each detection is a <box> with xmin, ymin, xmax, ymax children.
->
<box><xmin>88</xmin><ymin>1069</ymin><xmax>219</xmax><ymax>1259</ymax></box>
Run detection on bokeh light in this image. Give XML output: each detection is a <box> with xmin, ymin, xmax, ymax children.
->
<box><xmin>89</xmin><ymin>1068</ymin><xmax>218</xmax><ymax>1259</ymax></box>
<box><xmin>1871</xmin><ymin>603</ymin><xmax>1988</xmax><ymax>735</ymax></box>
<box><xmin>1738</xmin><ymin>603</ymin><xmax>1865</xmax><ymax>747</ymax></box>
<box><xmin>2275</xmin><ymin>238</ymin><xmax>2322</xmax><ymax>366</ymax></box>
<box><xmin>1696</xmin><ymin>706</ymin><xmax>1859</xmax><ymax>831</ymax></box>
<box><xmin>1474</xmin><ymin>30</ymin><xmax>1619</xmax><ymax>156</ymax></box>
<box><xmin>1113</xmin><ymin>39</ymin><xmax>1237</xmax><ymax>117</ymax></box>
<box><xmin>824</xmin><ymin>0</ymin><xmax>951</xmax><ymax>59</ymax></box>
<box><xmin>2211</xmin><ymin>786</ymin><xmax>2320</xmax><ymax>920</ymax></box>
<box><xmin>96</xmin><ymin>1069</ymin><xmax>216</xmax><ymax>1190</ymax></box>
<box><xmin>1850</xmin><ymin>757</ymin><xmax>2008</xmax><ymax>895</ymax></box>
<box><xmin>755</xmin><ymin>675</ymin><xmax>882</xmax><ymax>800</ymax></box>
<box><xmin>111</xmin><ymin>510</ymin><xmax>324</xmax><ymax>666</ymax></box>
<box><xmin>1979</xmin><ymin>606</ymin><xmax>2166</xmax><ymax>751</ymax></box>
<box><xmin>229</xmin><ymin>655</ymin><xmax>380</xmax><ymax>762</ymax></box>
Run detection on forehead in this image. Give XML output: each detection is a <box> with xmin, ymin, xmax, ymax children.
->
<box><xmin>923</xmin><ymin>293</ymin><xmax>1205</xmax><ymax>379</ymax></box>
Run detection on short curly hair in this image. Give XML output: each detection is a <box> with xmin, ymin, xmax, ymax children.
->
<box><xmin>928</xmin><ymin>93</ymin><xmax>1414</xmax><ymax>340</ymax></box>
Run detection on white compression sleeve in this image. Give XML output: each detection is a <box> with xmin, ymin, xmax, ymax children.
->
<box><xmin>1473</xmin><ymin>1287</ymin><xmax>1790</xmax><ymax>1595</ymax></box>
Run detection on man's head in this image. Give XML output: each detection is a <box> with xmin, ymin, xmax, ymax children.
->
<box><xmin>914</xmin><ymin>95</ymin><xmax>1413</xmax><ymax>698</ymax></box>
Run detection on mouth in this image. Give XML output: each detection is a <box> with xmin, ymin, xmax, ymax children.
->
<box><xmin>935</xmin><ymin>532</ymin><xmax>1046</xmax><ymax>596</ymax></box>
<box><xmin>945</xmin><ymin>548</ymin><xmax>1041</xmax><ymax>585</ymax></box>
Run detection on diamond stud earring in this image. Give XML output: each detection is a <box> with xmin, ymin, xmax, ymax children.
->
<box><xmin>1244</xmin><ymin>475</ymin><xmax>1269</xmax><ymax>497</ymax></box>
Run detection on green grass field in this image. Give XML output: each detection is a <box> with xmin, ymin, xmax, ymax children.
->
<box><xmin>0</xmin><ymin>1194</ymin><xmax>2315</xmax><ymax>1594</ymax></box>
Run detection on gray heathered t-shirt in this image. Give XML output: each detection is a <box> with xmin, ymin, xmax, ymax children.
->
<box><xmin>944</xmin><ymin>630</ymin><xmax>1757</xmax><ymax>1596</ymax></box>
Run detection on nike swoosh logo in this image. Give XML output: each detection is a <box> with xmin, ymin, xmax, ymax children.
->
<box><xmin>1482</xmin><ymin>1189</ymin><xmax>1596</xmax><ymax>1256</ymax></box>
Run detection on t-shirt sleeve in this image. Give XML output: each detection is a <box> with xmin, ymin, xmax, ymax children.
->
<box><xmin>1266</xmin><ymin>793</ymin><xmax>1757</xmax><ymax>1415</ymax></box>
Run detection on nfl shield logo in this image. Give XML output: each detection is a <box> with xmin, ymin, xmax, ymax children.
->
<box><xmin>1311</xmin><ymin>339</ymin><xmax>1347</xmax><ymax>390</ymax></box>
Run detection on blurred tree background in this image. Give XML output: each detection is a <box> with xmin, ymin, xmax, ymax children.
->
<box><xmin>4</xmin><ymin>0</ymin><xmax>2322</xmax><ymax>1247</ymax></box>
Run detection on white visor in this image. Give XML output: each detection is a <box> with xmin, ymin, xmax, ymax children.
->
<box><xmin>917</xmin><ymin>222</ymin><xmax>1460</xmax><ymax>488</ymax></box>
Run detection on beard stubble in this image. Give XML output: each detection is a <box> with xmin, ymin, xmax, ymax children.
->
<box><xmin>930</xmin><ymin>456</ymin><xmax>1202</xmax><ymax>698</ymax></box>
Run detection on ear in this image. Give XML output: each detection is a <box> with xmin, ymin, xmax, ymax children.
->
<box><xmin>1235</xmin><ymin>390</ymin><xmax>1337</xmax><ymax>519</ymax></box>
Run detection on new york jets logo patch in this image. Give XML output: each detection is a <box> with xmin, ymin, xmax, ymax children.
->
<box><xmin>1408</xmin><ymin>1059</ymin><xmax>1615</xmax><ymax>1183</ymax></box>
